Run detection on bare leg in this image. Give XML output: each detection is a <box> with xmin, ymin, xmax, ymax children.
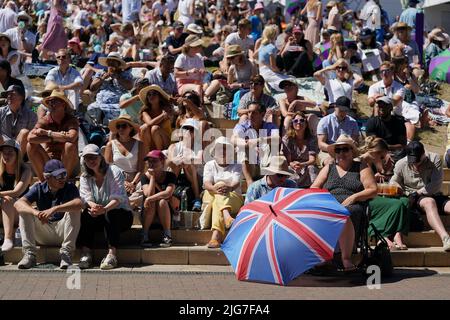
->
<box><xmin>339</xmin><ymin>219</ymin><xmax>355</xmax><ymax>269</ymax></box>
<box><xmin>1</xmin><ymin>196</ymin><xmax>18</xmax><ymax>240</ymax></box>
<box><xmin>61</xmin><ymin>142</ymin><xmax>79</xmax><ymax>178</ymax></box>
<box><xmin>184</xmin><ymin>164</ymin><xmax>200</xmax><ymax>199</ymax></box>
<box><xmin>157</xmin><ymin>199</ymin><xmax>171</xmax><ymax>231</ymax></box>
<box><xmin>16</xmin><ymin>129</ymin><xmax>30</xmax><ymax>156</ymax></box>
<box><xmin>210</xmin><ymin>229</ymin><xmax>222</xmax><ymax>242</ymax></box>
<box><xmin>222</xmin><ymin>208</ymin><xmax>232</xmax><ymax>221</ymax></box>
<box><xmin>140</xmin><ymin>124</ymin><xmax>151</xmax><ymax>155</ymax></box>
<box><xmin>283</xmin><ymin>115</ymin><xmax>292</xmax><ymax>132</ymax></box>
<box><xmin>405</xmin><ymin>122</ymin><xmax>416</xmax><ymax>142</ymax></box>
<box><xmin>150</xmin><ymin>125</ymin><xmax>170</xmax><ymax>150</ymax></box>
<box><xmin>420</xmin><ymin>197</ymin><xmax>449</xmax><ymax>240</ymax></box>
<box><xmin>204</xmin><ymin>79</ymin><xmax>221</xmax><ymax>102</ymax></box>
<box><xmin>142</xmin><ymin>202</ymin><xmax>156</xmax><ymax>233</ymax></box>
<box><xmin>27</xmin><ymin>142</ymin><xmax>50</xmax><ymax>182</ymax></box>
<box><xmin>393</xmin><ymin>232</ymin><xmax>406</xmax><ymax>248</ymax></box>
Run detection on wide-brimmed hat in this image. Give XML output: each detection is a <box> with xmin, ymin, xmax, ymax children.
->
<box><xmin>184</xmin><ymin>35</ymin><xmax>204</xmax><ymax>47</ymax></box>
<box><xmin>187</xmin><ymin>23</ymin><xmax>203</xmax><ymax>35</ymax></box>
<box><xmin>432</xmin><ymin>31</ymin><xmax>446</xmax><ymax>42</ymax></box>
<box><xmin>17</xmin><ymin>11</ymin><xmax>32</xmax><ymax>24</ymax></box>
<box><xmin>225</xmin><ymin>44</ymin><xmax>244</xmax><ymax>58</ymax></box>
<box><xmin>39</xmin><ymin>82</ymin><xmax>59</xmax><ymax>98</ymax></box>
<box><xmin>98</xmin><ymin>52</ymin><xmax>127</xmax><ymax>69</ymax></box>
<box><xmin>261</xmin><ymin>155</ymin><xmax>295</xmax><ymax>176</ymax></box>
<box><xmin>108</xmin><ymin>114</ymin><xmax>141</xmax><ymax>134</ymax></box>
<box><xmin>279</xmin><ymin>77</ymin><xmax>298</xmax><ymax>90</ymax></box>
<box><xmin>0</xmin><ymin>33</ymin><xmax>11</xmax><ymax>43</ymax></box>
<box><xmin>327</xmin><ymin>134</ymin><xmax>358</xmax><ymax>158</ymax></box>
<box><xmin>393</xmin><ymin>22</ymin><xmax>412</xmax><ymax>31</ymax></box>
<box><xmin>139</xmin><ymin>84</ymin><xmax>170</xmax><ymax>104</ymax></box>
<box><xmin>209</xmin><ymin>136</ymin><xmax>234</xmax><ymax>157</ymax></box>
<box><xmin>42</xmin><ymin>90</ymin><xmax>75</xmax><ymax>111</ymax></box>
<box><xmin>68</xmin><ymin>37</ymin><xmax>82</xmax><ymax>52</ymax></box>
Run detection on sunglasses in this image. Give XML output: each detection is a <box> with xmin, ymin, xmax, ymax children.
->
<box><xmin>334</xmin><ymin>147</ymin><xmax>351</xmax><ymax>154</ymax></box>
<box><xmin>53</xmin><ymin>172</ymin><xmax>67</xmax><ymax>180</ymax></box>
<box><xmin>380</xmin><ymin>69</ymin><xmax>392</xmax><ymax>75</ymax></box>
<box><xmin>292</xmin><ymin>118</ymin><xmax>306</xmax><ymax>125</ymax></box>
<box><xmin>251</xmin><ymin>82</ymin><xmax>263</xmax><ymax>86</ymax></box>
<box><xmin>116</xmin><ymin>123</ymin><xmax>129</xmax><ymax>130</ymax></box>
<box><xmin>337</xmin><ymin>66</ymin><xmax>348</xmax><ymax>71</ymax></box>
<box><xmin>147</xmin><ymin>91</ymin><xmax>160</xmax><ymax>97</ymax></box>
<box><xmin>84</xmin><ymin>155</ymin><xmax>99</xmax><ymax>161</ymax></box>
<box><xmin>56</xmin><ymin>55</ymin><xmax>67</xmax><ymax>59</ymax></box>
<box><xmin>275</xmin><ymin>173</ymin><xmax>288</xmax><ymax>178</ymax></box>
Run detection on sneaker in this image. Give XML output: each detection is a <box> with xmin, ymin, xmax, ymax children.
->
<box><xmin>443</xmin><ymin>236</ymin><xmax>450</xmax><ymax>252</ymax></box>
<box><xmin>100</xmin><ymin>254</ymin><xmax>118</xmax><ymax>270</ymax></box>
<box><xmin>78</xmin><ymin>252</ymin><xmax>93</xmax><ymax>269</ymax></box>
<box><xmin>140</xmin><ymin>232</ymin><xmax>154</xmax><ymax>248</ymax></box>
<box><xmin>1</xmin><ymin>238</ymin><xmax>14</xmax><ymax>252</ymax></box>
<box><xmin>17</xmin><ymin>253</ymin><xmax>36</xmax><ymax>269</ymax></box>
<box><xmin>192</xmin><ymin>199</ymin><xmax>202</xmax><ymax>211</ymax></box>
<box><xmin>60</xmin><ymin>252</ymin><xmax>72</xmax><ymax>269</ymax></box>
<box><xmin>160</xmin><ymin>235</ymin><xmax>173</xmax><ymax>248</ymax></box>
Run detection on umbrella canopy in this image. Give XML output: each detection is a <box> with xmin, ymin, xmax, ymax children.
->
<box><xmin>429</xmin><ymin>49</ymin><xmax>450</xmax><ymax>83</ymax></box>
<box><xmin>221</xmin><ymin>188</ymin><xmax>350</xmax><ymax>285</ymax></box>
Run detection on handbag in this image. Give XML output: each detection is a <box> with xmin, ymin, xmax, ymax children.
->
<box><xmin>367</xmin><ymin>223</ymin><xmax>393</xmax><ymax>277</ymax></box>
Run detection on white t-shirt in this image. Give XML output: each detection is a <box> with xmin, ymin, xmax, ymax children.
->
<box><xmin>203</xmin><ymin>160</ymin><xmax>242</xmax><ymax>195</ymax></box>
<box><xmin>178</xmin><ymin>0</ymin><xmax>195</xmax><ymax>26</ymax></box>
<box><xmin>0</xmin><ymin>8</ymin><xmax>17</xmax><ymax>33</ymax></box>
<box><xmin>4</xmin><ymin>27</ymin><xmax>37</xmax><ymax>52</ymax></box>
<box><xmin>174</xmin><ymin>53</ymin><xmax>205</xmax><ymax>82</ymax></box>
<box><xmin>368</xmin><ymin>80</ymin><xmax>406</xmax><ymax>100</ymax></box>
<box><xmin>325</xmin><ymin>77</ymin><xmax>354</xmax><ymax>104</ymax></box>
<box><xmin>225</xmin><ymin>32</ymin><xmax>254</xmax><ymax>54</ymax></box>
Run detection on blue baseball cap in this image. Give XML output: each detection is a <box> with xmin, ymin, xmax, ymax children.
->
<box><xmin>44</xmin><ymin>159</ymin><xmax>67</xmax><ymax>177</ymax></box>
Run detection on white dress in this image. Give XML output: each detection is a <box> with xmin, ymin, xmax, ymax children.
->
<box><xmin>178</xmin><ymin>0</ymin><xmax>195</xmax><ymax>26</ymax></box>
<box><xmin>111</xmin><ymin>139</ymin><xmax>139</xmax><ymax>181</ymax></box>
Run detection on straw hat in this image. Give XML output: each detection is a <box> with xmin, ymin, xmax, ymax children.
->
<box><xmin>261</xmin><ymin>155</ymin><xmax>295</xmax><ymax>176</ymax></box>
<box><xmin>187</xmin><ymin>23</ymin><xmax>203</xmax><ymax>35</ymax></box>
<box><xmin>327</xmin><ymin>134</ymin><xmax>358</xmax><ymax>158</ymax></box>
<box><xmin>39</xmin><ymin>82</ymin><xmax>59</xmax><ymax>98</ymax></box>
<box><xmin>98</xmin><ymin>52</ymin><xmax>127</xmax><ymax>69</ymax></box>
<box><xmin>225</xmin><ymin>44</ymin><xmax>244</xmax><ymax>58</ymax></box>
<box><xmin>184</xmin><ymin>35</ymin><xmax>204</xmax><ymax>47</ymax></box>
<box><xmin>108</xmin><ymin>114</ymin><xmax>140</xmax><ymax>134</ymax></box>
<box><xmin>139</xmin><ymin>85</ymin><xmax>170</xmax><ymax>105</ymax></box>
<box><xmin>393</xmin><ymin>22</ymin><xmax>412</xmax><ymax>31</ymax></box>
<box><xmin>42</xmin><ymin>90</ymin><xmax>75</xmax><ymax>111</ymax></box>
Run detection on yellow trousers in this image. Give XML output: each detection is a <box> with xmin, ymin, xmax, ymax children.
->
<box><xmin>202</xmin><ymin>190</ymin><xmax>244</xmax><ymax>236</ymax></box>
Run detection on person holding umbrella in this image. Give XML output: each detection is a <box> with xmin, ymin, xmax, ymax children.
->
<box><xmin>311</xmin><ymin>134</ymin><xmax>378</xmax><ymax>272</ymax></box>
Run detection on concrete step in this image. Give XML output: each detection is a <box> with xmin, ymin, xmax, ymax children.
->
<box><xmin>3</xmin><ymin>245</ymin><xmax>450</xmax><ymax>267</ymax></box>
<box><xmin>441</xmin><ymin>181</ymin><xmax>450</xmax><ymax>196</ymax></box>
<box><xmin>444</xmin><ymin>168</ymin><xmax>450</xmax><ymax>181</ymax></box>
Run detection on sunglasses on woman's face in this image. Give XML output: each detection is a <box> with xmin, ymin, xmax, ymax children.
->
<box><xmin>251</xmin><ymin>82</ymin><xmax>263</xmax><ymax>87</ymax></box>
<box><xmin>292</xmin><ymin>118</ymin><xmax>306</xmax><ymax>125</ymax></box>
<box><xmin>335</xmin><ymin>147</ymin><xmax>351</xmax><ymax>154</ymax></box>
<box><xmin>147</xmin><ymin>91</ymin><xmax>159</xmax><ymax>97</ymax></box>
<box><xmin>116</xmin><ymin>123</ymin><xmax>129</xmax><ymax>130</ymax></box>
<box><xmin>381</xmin><ymin>69</ymin><xmax>392</xmax><ymax>75</ymax></box>
<box><xmin>337</xmin><ymin>66</ymin><xmax>348</xmax><ymax>71</ymax></box>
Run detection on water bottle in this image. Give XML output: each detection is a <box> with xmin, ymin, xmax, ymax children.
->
<box><xmin>14</xmin><ymin>228</ymin><xmax>21</xmax><ymax>246</ymax></box>
<box><xmin>180</xmin><ymin>190</ymin><xmax>188</xmax><ymax>211</ymax></box>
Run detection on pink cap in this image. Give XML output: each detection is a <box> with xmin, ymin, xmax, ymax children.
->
<box><xmin>144</xmin><ymin>150</ymin><xmax>166</xmax><ymax>161</ymax></box>
<box><xmin>293</xmin><ymin>26</ymin><xmax>302</xmax><ymax>33</ymax></box>
<box><xmin>254</xmin><ymin>2</ymin><xmax>264</xmax><ymax>10</ymax></box>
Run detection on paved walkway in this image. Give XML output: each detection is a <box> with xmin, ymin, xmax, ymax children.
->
<box><xmin>0</xmin><ymin>265</ymin><xmax>450</xmax><ymax>300</ymax></box>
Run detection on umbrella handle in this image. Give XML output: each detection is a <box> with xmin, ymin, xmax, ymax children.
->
<box><xmin>269</xmin><ymin>205</ymin><xmax>277</xmax><ymax>217</ymax></box>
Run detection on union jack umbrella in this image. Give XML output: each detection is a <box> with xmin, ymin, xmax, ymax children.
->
<box><xmin>221</xmin><ymin>188</ymin><xmax>350</xmax><ymax>285</ymax></box>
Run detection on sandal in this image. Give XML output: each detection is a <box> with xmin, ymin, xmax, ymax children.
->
<box><xmin>338</xmin><ymin>265</ymin><xmax>358</xmax><ymax>274</ymax></box>
<box><xmin>225</xmin><ymin>217</ymin><xmax>235</xmax><ymax>229</ymax></box>
<box><xmin>207</xmin><ymin>239</ymin><xmax>221</xmax><ymax>249</ymax></box>
<box><xmin>394</xmin><ymin>242</ymin><xmax>408</xmax><ymax>250</ymax></box>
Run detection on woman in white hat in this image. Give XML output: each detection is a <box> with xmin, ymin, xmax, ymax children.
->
<box><xmin>311</xmin><ymin>134</ymin><xmax>377</xmax><ymax>272</ymax></box>
<box><xmin>104</xmin><ymin>114</ymin><xmax>145</xmax><ymax>207</ymax></box>
<box><xmin>0</xmin><ymin>139</ymin><xmax>32</xmax><ymax>252</ymax></box>
<box><xmin>167</xmin><ymin>118</ymin><xmax>203</xmax><ymax>211</ymax></box>
<box><xmin>174</xmin><ymin>34</ymin><xmax>207</xmax><ymax>97</ymax></box>
<box><xmin>202</xmin><ymin>137</ymin><xmax>244</xmax><ymax>248</ymax></box>
<box><xmin>0</xmin><ymin>34</ymin><xmax>19</xmax><ymax>78</ymax></box>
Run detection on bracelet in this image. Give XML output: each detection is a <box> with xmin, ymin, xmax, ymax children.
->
<box><xmin>47</xmin><ymin>130</ymin><xmax>52</xmax><ymax>137</ymax></box>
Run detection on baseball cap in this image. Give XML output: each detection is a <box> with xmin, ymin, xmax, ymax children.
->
<box><xmin>406</xmin><ymin>141</ymin><xmax>425</xmax><ymax>164</ymax></box>
<box><xmin>173</xmin><ymin>21</ymin><xmax>184</xmax><ymax>29</ymax></box>
<box><xmin>82</xmin><ymin>144</ymin><xmax>101</xmax><ymax>157</ymax></box>
<box><xmin>4</xmin><ymin>85</ymin><xmax>25</xmax><ymax>98</ymax></box>
<box><xmin>44</xmin><ymin>159</ymin><xmax>67</xmax><ymax>177</ymax></box>
<box><xmin>279</xmin><ymin>78</ymin><xmax>298</xmax><ymax>90</ymax></box>
<box><xmin>376</xmin><ymin>96</ymin><xmax>393</xmax><ymax>106</ymax></box>
<box><xmin>0</xmin><ymin>138</ymin><xmax>19</xmax><ymax>152</ymax></box>
<box><xmin>144</xmin><ymin>150</ymin><xmax>166</xmax><ymax>161</ymax></box>
<box><xmin>293</xmin><ymin>26</ymin><xmax>302</xmax><ymax>34</ymax></box>
<box><xmin>335</xmin><ymin>96</ymin><xmax>351</xmax><ymax>112</ymax></box>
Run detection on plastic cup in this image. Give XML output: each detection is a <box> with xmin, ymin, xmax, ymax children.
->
<box><xmin>184</xmin><ymin>212</ymin><xmax>193</xmax><ymax>229</ymax></box>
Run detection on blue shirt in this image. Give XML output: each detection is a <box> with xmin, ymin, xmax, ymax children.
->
<box><xmin>250</xmin><ymin>15</ymin><xmax>263</xmax><ymax>41</ymax></box>
<box><xmin>317</xmin><ymin>113</ymin><xmax>360</xmax><ymax>145</ymax></box>
<box><xmin>245</xmin><ymin>176</ymin><xmax>297</xmax><ymax>204</ymax></box>
<box><xmin>24</xmin><ymin>182</ymin><xmax>80</xmax><ymax>222</ymax></box>
<box><xmin>233</xmin><ymin>120</ymin><xmax>278</xmax><ymax>140</ymax></box>
<box><xmin>399</xmin><ymin>8</ymin><xmax>417</xmax><ymax>29</ymax></box>
<box><xmin>258</xmin><ymin>43</ymin><xmax>277</xmax><ymax>66</ymax></box>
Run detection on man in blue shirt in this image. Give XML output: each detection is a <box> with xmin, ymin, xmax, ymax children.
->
<box><xmin>317</xmin><ymin>96</ymin><xmax>360</xmax><ymax>165</ymax></box>
<box><xmin>232</xmin><ymin>101</ymin><xmax>279</xmax><ymax>185</ymax></box>
<box><xmin>399</xmin><ymin>0</ymin><xmax>419</xmax><ymax>29</ymax></box>
<box><xmin>245</xmin><ymin>155</ymin><xmax>297</xmax><ymax>204</ymax></box>
<box><xmin>14</xmin><ymin>160</ymin><xmax>83</xmax><ymax>269</ymax></box>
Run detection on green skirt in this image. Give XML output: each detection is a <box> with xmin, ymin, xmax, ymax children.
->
<box><xmin>368</xmin><ymin>196</ymin><xmax>410</xmax><ymax>237</ymax></box>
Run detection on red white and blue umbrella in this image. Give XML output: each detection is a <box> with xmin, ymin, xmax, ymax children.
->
<box><xmin>221</xmin><ymin>188</ymin><xmax>350</xmax><ymax>285</ymax></box>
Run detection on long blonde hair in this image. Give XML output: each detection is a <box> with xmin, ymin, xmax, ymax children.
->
<box><xmin>330</xmin><ymin>33</ymin><xmax>344</xmax><ymax>58</ymax></box>
<box><xmin>0</xmin><ymin>148</ymin><xmax>25</xmax><ymax>188</ymax></box>
<box><xmin>359</xmin><ymin>136</ymin><xmax>389</xmax><ymax>154</ymax></box>
<box><xmin>261</xmin><ymin>25</ymin><xmax>278</xmax><ymax>46</ymax></box>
